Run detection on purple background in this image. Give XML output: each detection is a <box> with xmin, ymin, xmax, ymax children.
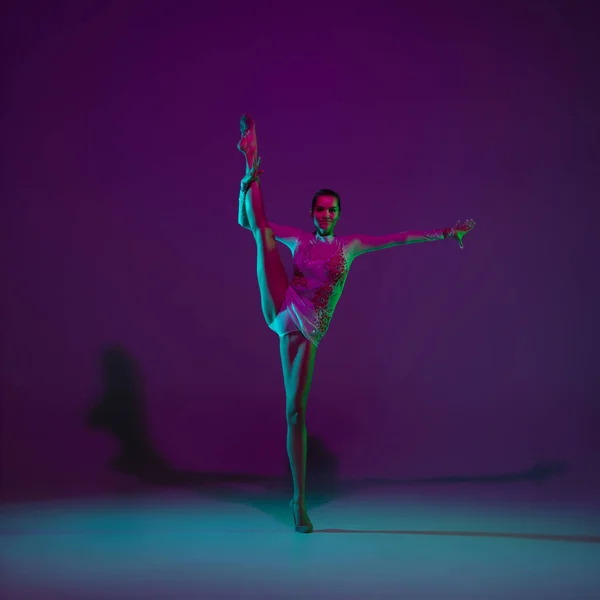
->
<box><xmin>2</xmin><ymin>0</ymin><xmax>599</xmax><ymax>502</ymax></box>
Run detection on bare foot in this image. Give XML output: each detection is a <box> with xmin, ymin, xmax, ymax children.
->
<box><xmin>237</xmin><ymin>113</ymin><xmax>258</xmax><ymax>159</ymax></box>
<box><xmin>290</xmin><ymin>500</ymin><xmax>313</xmax><ymax>533</ymax></box>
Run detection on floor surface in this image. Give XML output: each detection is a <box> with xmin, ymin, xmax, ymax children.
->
<box><xmin>1</xmin><ymin>480</ymin><xmax>599</xmax><ymax>599</ymax></box>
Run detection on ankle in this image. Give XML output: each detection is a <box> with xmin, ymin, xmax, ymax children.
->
<box><xmin>291</xmin><ymin>497</ymin><xmax>306</xmax><ymax>510</ymax></box>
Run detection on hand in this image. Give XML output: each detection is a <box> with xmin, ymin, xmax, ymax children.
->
<box><xmin>452</xmin><ymin>218</ymin><xmax>476</xmax><ymax>249</ymax></box>
<box><xmin>240</xmin><ymin>156</ymin><xmax>264</xmax><ymax>192</ymax></box>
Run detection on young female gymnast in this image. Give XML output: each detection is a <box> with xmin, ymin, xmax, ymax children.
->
<box><xmin>237</xmin><ymin>114</ymin><xmax>475</xmax><ymax>533</ymax></box>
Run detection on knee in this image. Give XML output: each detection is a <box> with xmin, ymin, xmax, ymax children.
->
<box><xmin>286</xmin><ymin>407</ymin><xmax>305</xmax><ymax>426</ymax></box>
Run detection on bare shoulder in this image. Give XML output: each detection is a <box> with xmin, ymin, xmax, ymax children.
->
<box><xmin>338</xmin><ymin>234</ymin><xmax>361</xmax><ymax>254</ymax></box>
<box><xmin>339</xmin><ymin>234</ymin><xmax>358</xmax><ymax>244</ymax></box>
<box><xmin>270</xmin><ymin>223</ymin><xmax>305</xmax><ymax>251</ymax></box>
<box><xmin>270</xmin><ymin>223</ymin><xmax>304</xmax><ymax>240</ymax></box>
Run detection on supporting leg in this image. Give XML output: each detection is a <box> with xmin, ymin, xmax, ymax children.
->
<box><xmin>280</xmin><ymin>331</ymin><xmax>317</xmax><ymax>532</ymax></box>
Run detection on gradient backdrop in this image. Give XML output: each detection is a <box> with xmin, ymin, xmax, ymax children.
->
<box><xmin>1</xmin><ymin>0</ymin><xmax>599</xmax><ymax>502</ymax></box>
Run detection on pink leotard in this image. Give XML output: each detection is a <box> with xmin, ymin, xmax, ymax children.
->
<box><xmin>269</xmin><ymin>232</ymin><xmax>358</xmax><ymax>347</ymax></box>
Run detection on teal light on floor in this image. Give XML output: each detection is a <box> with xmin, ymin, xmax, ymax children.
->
<box><xmin>1</xmin><ymin>490</ymin><xmax>599</xmax><ymax>599</ymax></box>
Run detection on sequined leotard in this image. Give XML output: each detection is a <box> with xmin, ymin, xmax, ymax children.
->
<box><xmin>268</xmin><ymin>232</ymin><xmax>358</xmax><ymax>346</ymax></box>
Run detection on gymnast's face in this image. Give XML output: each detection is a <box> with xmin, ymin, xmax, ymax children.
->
<box><xmin>312</xmin><ymin>196</ymin><xmax>340</xmax><ymax>236</ymax></box>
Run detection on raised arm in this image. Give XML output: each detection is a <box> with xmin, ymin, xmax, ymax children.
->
<box><xmin>239</xmin><ymin>218</ymin><xmax>302</xmax><ymax>251</ymax></box>
<box><xmin>347</xmin><ymin>220</ymin><xmax>476</xmax><ymax>256</ymax></box>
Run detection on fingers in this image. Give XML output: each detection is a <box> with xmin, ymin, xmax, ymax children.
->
<box><xmin>251</xmin><ymin>156</ymin><xmax>264</xmax><ymax>176</ymax></box>
<box><xmin>456</xmin><ymin>218</ymin><xmax>476</xmax><ymax>230</ymax></box>
<box><xmin>451</xmin><ymin>219</ymin><xmax>475</xmax><ymax>249</ymax></box>
<box><xmin>245</xmin><ymin>161</ymin><xmax>263</xmax><ymax>184</ymax></box>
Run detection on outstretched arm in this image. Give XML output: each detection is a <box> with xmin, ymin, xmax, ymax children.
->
<box><xmin>348</xmin><ymin>220</ymin><xmax>476</xmax><ymax>255</ymax></box>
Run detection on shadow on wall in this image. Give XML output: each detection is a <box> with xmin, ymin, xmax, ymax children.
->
<box><xmin>86</xmin><ymin>345</ymin><xmax>336</xmax><ymax>506</ymax></box>
<box><xmin>86</xmin><ymin>345</ymin><xmax>568</xmax><ymax>510</ymax></box>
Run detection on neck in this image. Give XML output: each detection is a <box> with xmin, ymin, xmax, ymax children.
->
<box><xmin>315</xmin><ymin>228</ymin><xmax>334</xmax><ymax>238</ymax></box>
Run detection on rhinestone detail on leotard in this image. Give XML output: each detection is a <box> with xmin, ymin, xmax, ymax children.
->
<box><xmin>285</xmin><ymin>233</ymin><xmax>354</xmax><ymax>346</ymax></box>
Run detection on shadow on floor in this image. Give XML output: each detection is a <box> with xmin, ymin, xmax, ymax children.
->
<box><xmin>315</xmin><ymin>529</ymin><xmax>600</xmax><ymax>544</ymax></box>
<box><xmin>86</xmin><ymin>344</ymin><xmax>569</xmax><ymax>530</ymax></box>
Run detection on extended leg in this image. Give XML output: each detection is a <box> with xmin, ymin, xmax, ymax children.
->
<box><xmin>280</xmin><ymin>331</ymin><xmax>317</xmax><ymax>533</ymax></box>
<box><xmin>238</xmin><ymin>115</ymin><xmax>288</xmax><ymax>324</ymax></box>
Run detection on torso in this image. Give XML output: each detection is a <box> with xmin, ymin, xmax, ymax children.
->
<box><xmin>285</xmin><ymin>232</ymin><xmax>356</xmax><ymax>345</ymax></box>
